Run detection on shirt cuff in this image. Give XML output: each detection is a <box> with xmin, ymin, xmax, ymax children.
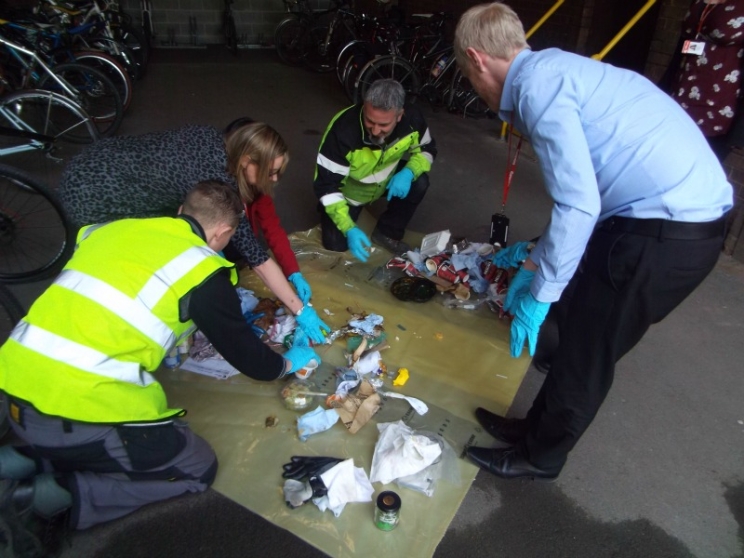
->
<box><xmin>530</xmin><ymin>272</ymin><xmax>566</xmax><ymax>304</ymax></box>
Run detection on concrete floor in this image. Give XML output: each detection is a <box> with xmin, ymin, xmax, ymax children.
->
<box><xmin>4</xmin><ymin>47</ymin><xmax>744</xmax><ymax>558</ymax></box>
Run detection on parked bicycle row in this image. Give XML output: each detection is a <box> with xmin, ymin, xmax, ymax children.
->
<box><xmin>0</xmin><ymin>0</ymin><xmax>151</xmax><ymax>142</ymax></box>
<box><xmin>274</xmin><ymin>0</ymin><xmax>492</xmax><ymax>118</ymax></box>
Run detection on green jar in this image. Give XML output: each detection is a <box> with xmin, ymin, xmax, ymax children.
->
<box><xmin>374</xmin><ymin>491</ymin><xmax>401</xmax><ymax>531</ymax></box>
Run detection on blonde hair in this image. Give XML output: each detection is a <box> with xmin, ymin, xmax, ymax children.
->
<box><xmin>224</xmin><ymin>122</ymin><xmax>289</xmax><ymax>204</ymax></box>
<box><xmin>182</xmin><ymin>180</ymin><xmax>244</xmax><ymax>230</ymax></box>
<box><xmin>454</xmin><ymin>3</ymin><xmax>529</xmax><ymax>70</ymax></box>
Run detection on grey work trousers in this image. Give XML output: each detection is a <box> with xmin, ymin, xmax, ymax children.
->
<box><xmin>4</xmin><ymin>398</ymin><xmax>217</xmax><ymax>530</ymax></box>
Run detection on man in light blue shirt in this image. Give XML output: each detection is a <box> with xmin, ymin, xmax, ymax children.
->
<box><xmin>454</xmin><ymin>3</ymin><xmax>733</xmax><ymax>481</ymax></box>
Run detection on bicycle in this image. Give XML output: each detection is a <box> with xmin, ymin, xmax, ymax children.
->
<box><xmin>274</xmin><ymin>0</ymin><xmax>320</xmax><ymax>66</ymax></box>
<box><xmin>351</xmin><ymin>13</ymin><xmax>463</xmax><ymax>109</ymax></box>
<box><xmin>0</xmin><ymin>31</ymin><xmax>123</xmax><ymax>137</ymax></box>
<box><xmin>0</xmin><ymin>162</ymin><xmax>74</xmax><ymax>283</ymax></box>
<box><xmin>223</xmin><ymin>0</ymin><xmax>238</xmax><ymax>55</ymax></box>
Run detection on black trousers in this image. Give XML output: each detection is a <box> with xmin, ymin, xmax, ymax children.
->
<box><xmin>320</xmin><ymin>170</ymin><xmax>430</xmax><ymax>252</ymax></box>
<box><xmin>522</xmin><ymin>217</ymin><xmax>725</xmax><ymax>470</ymax></box>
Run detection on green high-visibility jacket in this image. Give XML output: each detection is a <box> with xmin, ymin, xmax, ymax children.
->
<box><xmin>0</xmin><ymin>217</ymin><xmax>237</xmax><ymax>424</ymax></box>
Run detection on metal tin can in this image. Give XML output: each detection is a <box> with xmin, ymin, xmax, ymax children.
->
<box><xmin>375</xmin><ymin>491</ymin><xmax>401</xmax><ymax>531</ymax></box>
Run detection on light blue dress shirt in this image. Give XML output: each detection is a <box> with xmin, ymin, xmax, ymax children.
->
<box><xmin>500</xmin><ymin>48</ymin><xmax>733</xmax><ymax>303</ymax></box>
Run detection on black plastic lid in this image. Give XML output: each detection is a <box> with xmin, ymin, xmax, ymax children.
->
<box><xmin>377</xmin><ymin>490</ymin><xmax>402</xmax><ymax>512</ymax></box>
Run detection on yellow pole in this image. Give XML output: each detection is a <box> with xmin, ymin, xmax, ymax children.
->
<box><xmin>526</xmin><ymin>0</ymin><xmax>565</xmax><ymax>39</ymax></box>
<box><xmin>502</xmin><ymin>0</ymin><xmax>565</xmax><ymax>138</ymax></box>
<box><xmin>591</xmin><ymin>0</ymin><xmax>657</xmax><ymax>61</ymax></box>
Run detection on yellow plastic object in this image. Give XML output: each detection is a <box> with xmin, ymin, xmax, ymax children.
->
<box><xmin>393</xmin><ymin>368</ymin><xmax>410</xmax><ymax>386</ymax></box>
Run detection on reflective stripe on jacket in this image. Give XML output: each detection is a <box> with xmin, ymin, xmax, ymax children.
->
<box><xmin>0</xmin><ymin>217</ymin><xmax>237</xmax><ymax>424</ymax></box>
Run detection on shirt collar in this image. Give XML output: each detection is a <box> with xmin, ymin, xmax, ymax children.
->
<box><xmin>177</xmin><ymin>214</ymin><xmax>207</xmax><ymax>242</ymax></box>
<box><xmin>499</xmin><ymin>48</ymin><xmax>533</xmax><ymax>116</ymax></box>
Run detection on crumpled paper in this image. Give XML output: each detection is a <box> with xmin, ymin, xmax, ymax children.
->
<box><xmin>369</xmin><ymin>421</ymin><xmax>443</xmax><ymax>484</ymax></box>
<box><xmin>328</xmin><ymin>380</ymin><xmax>381</xmax><ymax>434</ymax></box>
<box><xmin>314</xmin><ymin>458</ymin><xmax>374</xmax><ymax>517</ymax></box>
<box><xmin>348</xmin><ymin>314</ymin><xmax>383</xmax><ymax>335</ymax></box>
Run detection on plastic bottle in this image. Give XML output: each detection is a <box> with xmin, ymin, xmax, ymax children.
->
<box><xmin>431</xmin><ymin>56</ymin><xmax>448</xmax><ymax>77</ymax></box>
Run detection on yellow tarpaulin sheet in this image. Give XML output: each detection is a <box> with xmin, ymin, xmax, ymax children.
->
<box><xmin>159</xmin><ymin>219</ymin><xmax>530</xmax><ymax>557</ymax></box>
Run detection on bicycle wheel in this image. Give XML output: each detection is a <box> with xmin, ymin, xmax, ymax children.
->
<box><xmin>303</xmin><ymin>24</ymin><xmax>354</xmax><ymax>73</ymax></box>
<box><xmin>74</xmin><ymin>50</ymin><xmax>134</xmax><ymax>112</ymax></box>
<box><xmin>82</xmin><ymin>36</ymin><xmax>140</xmax><ymax>83</ymax></box>
<box><xmin>0</xmin><ymin>163</ymin><xmax>75</xmax><ymax>283</ymax></box>
<box><xmin>38</xmin><ymin>63</ymin><xmax>124</xmax><ymax>138</ymax></box>
<box><xmin>446</xmin><ymin>68</ymin><xmax>491</xmax><ymax>118</ymax></box>
<box><xmin>0</xmin><ymin>89</ymin><xmax>99</xmax><ymax>149</ymax></box>
<box><xmin>274</xmin><ymin>18</ymin><xmax>308</xmax><ymax>66</ymax></box>
<box><xmin>355</xmin><ymin>55</ymin><xmax>420</xmax><ymax>103</ymax></box>
<box><xmin>118</xmin><ymin>22</ymin><xmax>150</xmax><ymax>72</ymax></box>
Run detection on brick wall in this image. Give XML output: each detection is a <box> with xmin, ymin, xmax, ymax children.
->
<box><xmin>119</xmin><ymin>0</ymin><xmax>332</xmax><ymax>48</ymax></box>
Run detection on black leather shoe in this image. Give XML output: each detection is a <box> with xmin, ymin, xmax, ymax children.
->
<box><xmin>466</xmin><ymin>446</ymin><xmax>560</xmax><ymax>481</ymax></box>
<box><xmin>474</xmin><ymin>407</ymin><xmax>528</xmax><ymax>444</ymax></box>
<box><xmin>371</xmin><ymin>228</ymin><xmax>411</xmax><ymax>255</ymax></box>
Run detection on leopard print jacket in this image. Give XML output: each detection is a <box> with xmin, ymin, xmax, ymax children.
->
<box><xmin>58</xmin><ymin>125</ymin><xmax>269</xmax><ymax>268</ymax></box>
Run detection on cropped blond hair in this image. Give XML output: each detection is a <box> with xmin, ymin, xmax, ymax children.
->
<box><xmin>455</xmin><ymin>3</ymin><xmax>529</xmax><ymax>70</ymax></box>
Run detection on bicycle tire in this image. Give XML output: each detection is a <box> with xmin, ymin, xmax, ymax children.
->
<box><xmin>274</xmin><ymin>18</ymin><xmax>308</xmax><ymax>66</ymax></box>
<box><xmin>336</xmin><ymin>39</ymin><xmax>365</xmax><ymax>83</ymax></box>
<box><xmin>303</xmin><ymin>24</ymin><xmax>355</xmax><ymax>73</ymax></box>
<box><xmin>0</xmin><ymin>163</ymin><xmax>75</xmax><ymax>283</ymax></box>
<box><xmin>116</xmin><ymin>22</ymin><xmax>150</xmax><ymax>74</ymax></box>
<box><xmin>81</xmin><ymin>36</ymin><xmax>140</xmax><ymax>83</ymax></box>
<box><xmin>142</xmin><ymin>11</ymin><xmax>153</xmax><ymax>49</ymax></box>
<box><xmin>38</xmin><ymin>62</ymin><xmax>124</xmax><ymax>138</ymax></box>
<box><xmin>74</xmin><ymin>50</ymin><xmax>134</xmax><ymax>112</ymax></box>
<box><xmin>0</xmin><ymin>89</ymin><xmax>99</xmax><ymax>148</ymax></box>
<box><xmin>446</xmin><ymin>68</ymin><xmax>491</xmax><ymax>118</ymax></box>
<box><xmin>355</xmin><ymin>55</ymin><xmax>420</xmax><ymax>103</ymax></box>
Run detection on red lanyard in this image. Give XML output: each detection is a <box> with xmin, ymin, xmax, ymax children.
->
<box><xmin>502</xmin><ymin>115</ymin><xmax>523</xmax><ymax>212</ymax></box>
<box><xmin>696</xmin><ymin>2</ymin><xmax>718</xmax><ymax>38</ymax></box>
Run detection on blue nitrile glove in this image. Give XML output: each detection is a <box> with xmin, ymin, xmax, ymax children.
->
<box><xmin>289</xmin><ymin>272</ymin><xmax>312</xmax><ymax>305</ymax></box>
<box><xmin>295</xmin><ymin>305</ymin><xmax>331</xmax><ymax>344</ymax></box>
<box><xmin>284</xmin><ymin>345</ymin><xmax>322</xmax><ymax>374</ymax></box>
<box><xmin>386</xmin><ymin>168</ymin><xmax>415</xmax><ymax>201</ymax></box>
<box><xmin>503</xmin><ymin>267</ymin><xmax>535</xmax><ymax>314</ymax></box>
<box><xmin>346</xmin><ymin>227</ymin><xmax>371</xmax><ymax>263</ymax></box>
<box><xmin>510</xmin><ymin>293</ymin><xmax>551</xmax><ymax>358</ymax></box>
<box><xmin>492</xmin><ymin>241</ymin><xmax>532</xmax><ymax>269</ymax></box>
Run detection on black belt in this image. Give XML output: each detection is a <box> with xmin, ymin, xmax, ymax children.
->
<box><xmin>599</xmin><ymin>215</ymin><xmax>726</xmax><ymax>240</ymax></box>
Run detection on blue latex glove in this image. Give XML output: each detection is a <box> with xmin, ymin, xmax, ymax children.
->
<box><xmin>346</xmin><ymin>227</ymin><xmax>371</xmax><ymax>263</ymax></box>
<box><xmin>295</xmin><ymin>305</ymin><xmax>331</xmax><ymax>344</ymax></box>
<box><xmin>288</xmin><ymin>272</ymin><xmax>312</xmax><ymax>305</ymax></box>
<box><xmin>503</xmin><ymin>267</ymin><xmax>535</xmax><ymax>314</ymax></box>
<box><xmin>386</xmin><ymin>167</ymin><xmax>414</xmax><ymax>201</ymax></box>
<box><xmin>510</xmin><ymin>293</ymin><xmax>551</xmax><ymax>358</ymax></box>
<box><xmin>492</xmin><ymin>241</ymin><xmax>532</xmax><ymax>269</ymax></box>
<box><xmin>284</xmin><ymin>345</ymin><xmax>322</xmax><ymax>374</ymax></box>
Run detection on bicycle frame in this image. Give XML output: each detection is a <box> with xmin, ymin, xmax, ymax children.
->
<box><xmin>0</xmin><ymin>34</ymin><xmax>80</xmax><ymax>100</ymax></box>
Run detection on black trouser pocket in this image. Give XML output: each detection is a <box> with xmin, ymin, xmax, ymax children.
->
<box><xmin>117</xmin><ymin>423</ymin><xmax>186</xmax><ymax>471</ymax></box>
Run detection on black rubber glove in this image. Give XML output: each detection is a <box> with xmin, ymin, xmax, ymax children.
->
<box><xmin>281</xmin><ymin>456</ymin><xmax>344</xmax><ymax>499</ymax></box>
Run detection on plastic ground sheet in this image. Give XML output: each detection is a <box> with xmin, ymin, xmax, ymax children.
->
<box><xmin>158</xmin><ymin>219</ymin><xmax>531</xmax><ymax>558</ymax></box>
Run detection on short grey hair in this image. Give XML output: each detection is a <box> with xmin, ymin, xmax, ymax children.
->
<box><xmin>363</xmin><ymin>79</ymin><xmax>405</xmax><ymax>111</ymax></box>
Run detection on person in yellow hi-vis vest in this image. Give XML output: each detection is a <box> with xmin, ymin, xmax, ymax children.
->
<box><xmin>0</xmin><ymin>181</ymin><xmax>320</xmax><ymax>538</ymax></box>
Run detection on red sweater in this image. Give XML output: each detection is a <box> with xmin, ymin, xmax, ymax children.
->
<box><xmin>245</xmin><ymin>194</ymin><xmax>300</xmax><ymax>278</ymax></box>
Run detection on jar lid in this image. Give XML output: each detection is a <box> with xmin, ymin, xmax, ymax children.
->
<box><xmin>376</xmin><ymin>490</ymin><xmax>401</xmax><ymax>512</ymax></box>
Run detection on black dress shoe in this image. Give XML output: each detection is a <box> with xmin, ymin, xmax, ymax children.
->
<box><xmin>474</xmin><ymin>407</ymin><xmax>528</xmax><ymax>444</ymax></box>
<box><xmin>466</xmin><ymin>446</ymin><xmax>560</xmax><ymax>481</ymax></box>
